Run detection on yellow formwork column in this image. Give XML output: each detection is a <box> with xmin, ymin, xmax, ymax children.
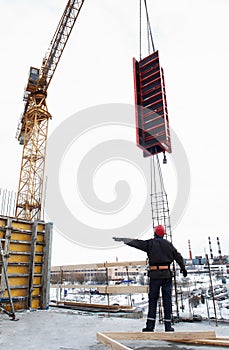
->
<box><xmin>0</xmin><ymin>216</ymin><xmax>52</xmax><ymax>311</ymax></box>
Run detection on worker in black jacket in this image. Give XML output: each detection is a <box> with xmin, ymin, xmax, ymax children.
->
<box><xmin>113</xmin><ymin>225</ymin><xmax>187</xmax><ymax>332</ymax></box>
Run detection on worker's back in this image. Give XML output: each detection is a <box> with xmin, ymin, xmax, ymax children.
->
<box><xmin>127</xmin><ymin>235</ymin><xmax>185</xmax><ymax>279</ymax></box>
<box><xmin>144</xmin><ymin>237</ymin><xmax>176</xmax><ymax>265</ymax></box>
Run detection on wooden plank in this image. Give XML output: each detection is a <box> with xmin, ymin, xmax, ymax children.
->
<box><xmin>50</xmin><ymin>283</ymin><xmax>106</xmax><ymax>289</ymax></box>
<box><xmin>103</xmin><ymin>261</ymin><xmax>147</xmax><ymax>268</ymax></box>
<box><xmin>170</xmin><ymin>338</ymin><xmax>229</xmax><ymax>347</ymax></box>
<box><xmin>97</xmin><ymin>285</ymin><xmax>148</xmax><ymax>294</ymax></box>
<box><xmin>51</xmin><ymin>260</ymin><xmax>147</xmax><ymax>271</ymax></box>
<box><xmin>101</xmin><ymin>331</ymin><xmax>216</xmax><ymax>341</ymax></box>
<box><xmin>97</xmin><ymin>332</ymin><xmax>131</xmax><ymax>350</ymax></box>
<box><xmin>62</xmin><ymin>301</ymin><xmax>132</xmax><ymax>310</ymax></box>
<box><xmin>97</xmin><ymin>331</ymin><xmax>223</xmax><ymax>350</ymax></box>
<box><xmin>50</xmin><ymin>284</ymin><xmax>149</xmax><ymax>293</ymax></box>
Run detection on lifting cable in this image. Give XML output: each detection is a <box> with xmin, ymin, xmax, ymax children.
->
<box><xmin>139</xmin><ymin>0</ymin><xmax>142</xmax><ymax>60</ymax></box>
<box><xmin>139</xmin><ymin>0</ymin><xmax>155</xmax><ymax>58</ymax></box>
<box><xmin>144</xmin><ymin>0</ymin><xmax>155</xmax><ymax>53</ymax></box>
<box><xmin>139</xmin><ymin>1</ymin><xmax>173</xmax><ymax>246</ymax></box>
<box><xmin>139</xmin><ymin>0</ymin><xmax>168</xmax><ymax>232</ymax></box>
<box><xmin>138</xmin><ymin>1</ymin><xmax>179</xmax><ymax>320</ymax></box>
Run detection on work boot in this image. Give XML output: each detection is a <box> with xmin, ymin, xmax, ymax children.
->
<box><xmin>165</xmin><ymin>321</ymin><xmax>174</xmax><ymax>332</ymax></box>
<box><xmin>142</xmin><ymin>319</ymin><xmax>155</xmax><ymax>332</ymax></box>
<box><xmin>142</xmin><ymin>327</ymin><xmax>154</xmax><ymax>332</ymax></box>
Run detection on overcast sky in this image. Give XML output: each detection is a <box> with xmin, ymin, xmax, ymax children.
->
<box><xmin>1</xmin><ymin>0</ymin><xmax>229</xmax><ymax>266</ymax></box>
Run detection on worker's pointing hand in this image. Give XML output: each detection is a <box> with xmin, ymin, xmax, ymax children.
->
<box><xmin>113</xmin><ymin>237</ymin><xmax>134</xmax><ymax>244</ymax></box>
<box><xmin>112</xmin><ymin>237</ymin><xmax>124</xmax><ymax>242</ymax></box>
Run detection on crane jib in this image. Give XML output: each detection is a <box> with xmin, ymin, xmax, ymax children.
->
<box><xmin>39</xmin><ymin>0</ymin><xmax>85</xmax><ymax>92</ymax></box>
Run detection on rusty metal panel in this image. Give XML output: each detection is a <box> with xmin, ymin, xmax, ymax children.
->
<box><xmin>133</xmin><ymin>51</ymin><xmax>172</xmax><ymax>156</ymax></box>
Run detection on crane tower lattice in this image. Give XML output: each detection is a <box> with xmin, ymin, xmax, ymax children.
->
<box><xmin>15</xmin><ymin>0</ymin><xmax>85</xmax><ymax>221</ymax></box>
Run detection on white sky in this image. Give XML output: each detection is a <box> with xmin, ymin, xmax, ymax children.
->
<box><xmin>0</xmin><ymin>0</ymin><xmax>229</xmax><ymax>266</ymax></box>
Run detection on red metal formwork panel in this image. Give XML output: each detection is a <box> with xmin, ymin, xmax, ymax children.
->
<box><xmin>133</xmin><ymin>51</ymin><xmax>172</xmax><ymax>157</ymax></box>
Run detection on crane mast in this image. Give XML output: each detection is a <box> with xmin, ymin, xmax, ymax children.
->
<box><xmin>15</xmin><ymin>0</ymin><xmax>85</xmax><ymax>221</ymax></box>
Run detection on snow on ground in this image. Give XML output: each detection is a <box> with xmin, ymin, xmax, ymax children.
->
<box><xmin>50</xmin><ymin>274</ymin><xmax>229</xmax><ymax>322</ymax></box>
<box><xmin>0</xmin><ymin>308</ymin><xmax>229</xmax><ymax>350</ymax></box>
<box><xmin>1</xmin><ymin>274</ymin><xmax>228</xmax><ymax>349</ymax></box>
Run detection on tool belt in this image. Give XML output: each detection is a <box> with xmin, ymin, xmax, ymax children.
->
<box><xmin>149</xmin><ymin>265</ymin><xmax>169</xmax><ymax>270</ymax></box>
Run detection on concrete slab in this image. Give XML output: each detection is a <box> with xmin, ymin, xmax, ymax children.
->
<box><xmin>0</xmin><ymin>309</ymin><xmax>229</xmax><ymax>350</ymax></box>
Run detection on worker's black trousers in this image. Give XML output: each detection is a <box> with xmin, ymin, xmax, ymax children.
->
<box><xmin>147</xmin><ymin>277</ymin><xmax>172</xmax><ymax>328</ymax></box>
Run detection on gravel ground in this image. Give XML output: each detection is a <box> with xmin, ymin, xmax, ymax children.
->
<box><xmin>0</xmin><ymin>308</ymin><xmax>229</xmax><ymax>350</ymax></box>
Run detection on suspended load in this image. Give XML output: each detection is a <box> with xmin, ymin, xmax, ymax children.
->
<box><xmin>133</xmin><ymin>50</ymin><xmax>172</xmax><ymax>157</ymax></box>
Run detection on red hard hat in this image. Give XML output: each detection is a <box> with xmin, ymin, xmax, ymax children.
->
<box><xmin>154</xmin><ymin>225</ymin><xmax>165</xmax><ymax>237</ymax></box>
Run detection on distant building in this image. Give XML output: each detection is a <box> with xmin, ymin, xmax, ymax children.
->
<box><xmin>183</xmin><ymin>255</ymin><xmax>229</xmax><ymax>275</ymax></box>
<box><xmin>213</xmin><ymin>255</ymin><xmax>229</xmax><ymax>264</ymax></box>
<box><xmin>51</xmin><ymin>256</ymin><xmax>229</xmax><ymax>284</ymax></box>
<box><xmin>51</xmin><ymin>264</ymin><xmax>148</xmax><ymax>284</ymax></box>
<box><xmin>191</xmin><ymin>256</ymin><xmax>206</xmax><ymax>265</ymax></box>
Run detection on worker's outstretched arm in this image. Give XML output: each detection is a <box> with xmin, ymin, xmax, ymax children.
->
<box><xmin>113</xmin><ymin>237</ymin><xmax>149</xmax><ymax>252</ymax></box>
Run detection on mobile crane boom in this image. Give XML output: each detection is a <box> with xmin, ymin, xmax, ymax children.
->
<box><xmin>15</xmin><ymin>0</ymin><xmax>85</xmax><ymax>220</ymax></box>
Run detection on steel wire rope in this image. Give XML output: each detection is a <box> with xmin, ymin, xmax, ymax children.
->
<box><xmin>143</xmin><ymin>0</ymin><xmax>155</xmax><ymax>53</ymax></box>
<box><xmin>139</xmin><ymin>1</ymin><xmax>179</xmax><ymax>321</ymax></box>
<box><xmin>139</xmin><ymin>0</ymin><xmax>142</xmax><ymax>60</ymax></box>
<box><xmin>139</xmin><ymin>0</ymin><xmax>158</xmax><ymax>229</ymax></box>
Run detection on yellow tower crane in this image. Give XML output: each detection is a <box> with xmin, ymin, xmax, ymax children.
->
<box><xmin>15</xmin><ymin>0</ymin><xmax>85</xmax><ymax>221</ymax></box>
